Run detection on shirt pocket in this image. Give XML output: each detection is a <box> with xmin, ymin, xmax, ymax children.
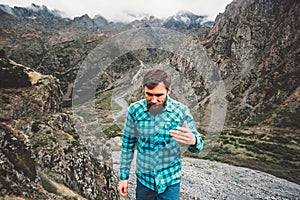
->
<box><xmin>161</xmin><ymin>119</ymin><xmax>182</xmax><ymax>142</ymax></box>
<box><xmin>164</xmin><ymin>119</ymin><xmax>182</xmax><ymax>132</ymax></box>
<box><xmin>136</xmin><ymin>119</ymin><xmax>156</xmax><ymax>137</ymax></box>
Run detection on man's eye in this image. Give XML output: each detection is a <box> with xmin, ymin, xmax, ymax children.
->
<box><xmin>146</xmin><ymin>92</ymin><xmax>164</xmax><ymax>97</ymax></box>
<box><xmin>145</xmin><ymin>92</ymin><xmax>153</xmax><ymax>96</ymax></box>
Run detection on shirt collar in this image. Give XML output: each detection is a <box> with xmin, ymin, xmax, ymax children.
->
<box><xmin>164</xmin><ymin>95</ymin><xmax>174</xmax><ymax>112</ymax></box>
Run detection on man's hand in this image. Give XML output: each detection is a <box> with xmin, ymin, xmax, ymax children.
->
<box><xmin>118</xmin><ymin>180</ymin><xmax>129</xmax><ymax>197</ymax></box>
<box><xmin>170</xmin><ymin>121</ymin><xmax>196</xmax><ymax>145</ymax></box>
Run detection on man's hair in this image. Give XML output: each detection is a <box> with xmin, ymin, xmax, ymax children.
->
<box><xmin>143</xmin><ymin>68</ymin><xmax>171</xmax><ymax>89</ymax></box>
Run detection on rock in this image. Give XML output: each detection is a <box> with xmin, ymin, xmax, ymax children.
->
<box><xmin>202</xmin><ymin>0</ymin><xmax>300</xmax><ymax>127</ymax></box>
<box><xmin>0</xmin><ymin>58</ymin><xmax>119</xmax><ymax>199</ymax></box>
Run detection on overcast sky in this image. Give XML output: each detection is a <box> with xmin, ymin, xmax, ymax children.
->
<box><xmin>0</xmin><ymin>0</ymin><xmax>233</xmax><ymax>22</ymax></box>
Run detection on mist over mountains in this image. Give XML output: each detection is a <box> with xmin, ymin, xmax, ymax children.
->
<box><xmin>0</xmin><ymin>3</ymin><xmax>213</xmax><ymax>31</ymax></box>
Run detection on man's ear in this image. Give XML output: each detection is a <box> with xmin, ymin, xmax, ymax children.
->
<box><xmin>167</xmin><ymin>87</ymin><xmax>171</xmax><ymax>94</ymax></box>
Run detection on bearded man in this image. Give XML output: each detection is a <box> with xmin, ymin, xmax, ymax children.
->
<box><xmin>118</xmin><ymin>68</ymin><xmax>203</xmax><ymax>200</ymax></box>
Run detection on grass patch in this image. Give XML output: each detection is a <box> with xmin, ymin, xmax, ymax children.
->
<box><xmin>95</xmin><ymin>92</ymin><xmax>112</xmax><ymax>110</ymax></box>
<box><xmin>103</xmin><ymin>124</ymin><xmax>122</xmax><ymax>139</ymax></box>
<box><xmin>201</xmin><ymin>128</ymin><xmax>300</xmax><ymax>184</ymax></box>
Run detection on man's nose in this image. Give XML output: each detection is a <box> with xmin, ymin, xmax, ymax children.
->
<box><xmin>151</xmin><ymin>96</ymin><xmax>158</xmax><ymax>103</ymax></box>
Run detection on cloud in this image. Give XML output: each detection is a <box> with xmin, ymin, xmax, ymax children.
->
<box><xmin>0</xmin><ymin>0</ymin><xmax>233</xmax><ymax>22</ymax></box>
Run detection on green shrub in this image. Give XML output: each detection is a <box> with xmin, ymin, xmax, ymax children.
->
<box><xmin>103</xmin><ymin>124</ymin><xmax>121</xmax><ymax>139</ymax></box>
<box><xmin>62</xmin><ymin>100</ymin><xmax>72</xmax><ymax>108</ymax></box>
<box><xmin>31</xmin><ymin>121</ymin><xmax>40</xmax><ymax>133</ymax></box>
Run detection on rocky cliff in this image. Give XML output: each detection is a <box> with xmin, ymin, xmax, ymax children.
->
<box><xmin>0</xmin><ymin>53</ymin><xmax>119</xmax><ymax>199</ymax></box>
<box><xmin>203</xmin><ymin>0</ymin><xmax>299</xmax><ymax>127</ymax></box>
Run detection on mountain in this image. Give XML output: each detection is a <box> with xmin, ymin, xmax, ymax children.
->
<box><xmin>0</xmin><ymin>0</ymin><xmax>299</xmax><ymax>198</ymax></box>
<box><xmin>198</xmin><ymin>0</ymin><xmax>300</xmax><ymax>184</ymax></box>
<box><xmin>0</xmin><ymin>4</ymin><xmax>211</xmax><ymax>94</ymax></box>
<box><xmin>125</xmin><ymin>11</ymin><xmax>212</xmax><ymax>36</ymax></box>
<box><xmin>0</xmin><ymin>4</ymin><xmax>210</xmax><ymax>34</ymax></box>
<box><xmin>163</xmin><ymin>10</ymin><xmax>209</xmax><ymax>30</ymax></box>
<box><xmin>203</xmin><ymin>0</ymin><xmax>299</xmax><ymax>127</ymax></box>
<box><xmin>0</xmin><ymin>52</ymin><xmax>119</xmax><ymax>199</ymax></box>
<box><xmin>0</xmin><ymin>3</ymin><xmax>63</xmax><ymax>19</ymax></box>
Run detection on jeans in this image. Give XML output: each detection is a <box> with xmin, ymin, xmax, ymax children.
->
<box><xmin>136</xmin><ymin>179</ymin><xmax>180</xmax><ymax>200</ymax></box>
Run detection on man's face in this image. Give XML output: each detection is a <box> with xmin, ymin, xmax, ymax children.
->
<box><xmin>144</xmin><ymin>82</ymin><xmax>170</xmax><ymax>115</ymax></box>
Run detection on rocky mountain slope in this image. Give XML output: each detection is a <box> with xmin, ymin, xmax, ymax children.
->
<box><xmin>0</xmin><ymin>0</ymin><xmax>299</xmax><ymax>197</ymax></box>
<box><xmin>198</xmin><ymin>0</ymin><xmax>300</xmax><ymax>185</ymax></box>
<box><xmin>0</xmin><ymin>53</ymin><xmax>119</xmax><ymax>199</ymax></box>
<box><xmin>203</xmin><ymin>0</ymin><xmax>299</xmax><ymax>127</ymax></box>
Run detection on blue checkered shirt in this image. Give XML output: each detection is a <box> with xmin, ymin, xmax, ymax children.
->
<box><xmin>120</xmin><ymin>96</ymin><xmax>203</xmax><ymax>194</ymax></box>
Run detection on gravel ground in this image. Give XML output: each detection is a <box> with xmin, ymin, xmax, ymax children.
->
<box><xmin>112</xmin><ymin>151</ymin><xmax>300</xmax><ymax>200</ymax></box>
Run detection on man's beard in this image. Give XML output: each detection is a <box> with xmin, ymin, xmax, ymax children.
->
<box><xmin>148</xmin><ymin>103</ymin><xmax>164</xmax><ymax>116</ymax></box>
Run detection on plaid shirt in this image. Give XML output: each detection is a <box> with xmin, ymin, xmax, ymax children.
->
<box><xmin>120</xmin><ymin>96</ymin><xmax>203</xmax><ymax>194</ymax></box>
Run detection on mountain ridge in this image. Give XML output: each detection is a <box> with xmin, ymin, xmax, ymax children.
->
<box><xmin>0</xmin><ymin>3</ymin><xmax>212</xmax><ymax>26</ymax></box>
